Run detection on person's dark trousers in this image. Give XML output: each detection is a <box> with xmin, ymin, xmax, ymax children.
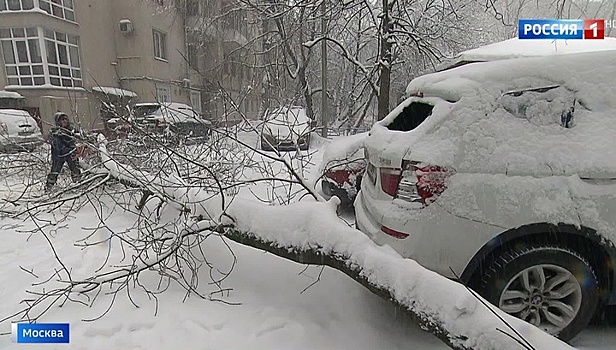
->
<box><xmin>45</xmin><ymin>154</ymin><xmax>81</xmax><ymax>190</ymax></box>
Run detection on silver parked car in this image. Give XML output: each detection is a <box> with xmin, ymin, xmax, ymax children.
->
<box><xmin>0</xmin><ymin>109</ymin><xmax>44</xmax><ymax>152</ymax></box>
<box><xmin>259</xmin><ymin>106</ymin><xmax>314</xmax><ymax>151</ymax></box>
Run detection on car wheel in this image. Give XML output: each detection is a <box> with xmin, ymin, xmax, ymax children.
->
<box><xmin>479</xmin><ymin>245</ymin><xmax>599</xmax><ymax>341</ymax></box>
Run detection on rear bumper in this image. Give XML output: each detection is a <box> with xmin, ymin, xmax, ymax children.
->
<box><xmin>355</xmin><ymin>189</ymin><xmax>484</xmax><ymax>280</ymax></box>
<box><xmin>261</xmin><ymin>135</ymin><xmax>309</xmax><ymax>151</ymax></box>
<box><xmin>0</xmin><ymin>137</ymin><xmax>44</xmax><ymax>151</ymax></box>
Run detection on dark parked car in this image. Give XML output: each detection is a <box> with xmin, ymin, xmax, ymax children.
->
<box><xmin>133</xmin><ymin>102</ymin><xmax>211</xmax><ymax>142</ymax></box>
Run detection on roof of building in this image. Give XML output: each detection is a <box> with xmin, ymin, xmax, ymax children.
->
<box><xmin>92</xmin><ymin>86</ymin><xmax>138</xmax><ymax>98</ymax></box>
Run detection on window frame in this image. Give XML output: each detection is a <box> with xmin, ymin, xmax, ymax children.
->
<box><xmin>1</xmin><ymin>26</ymin><xmax>82</xmax><ymax>88</ymax></box>
<box><xmin>190</xmin><ymin>90</ymin><xmax>202</xmax><ymax>114</ymax></box>
<box><xmin>152</xmin><ymin>29</ymin><xmax>168</xmax><ymax>61</ymax></box>
<box><xmin>156</xmin><ymin>85</ymin><xmax>171</xmax><ymax>103</ymax></box>
<box><xmin>0</xmin><ymin>0</ymin><xmax>35</xmax><ymax>11</ymax></box>
<box><xmin>38</xmin><ymin>0</ymin><xmax>76</xmax><ymax>22</ymax></box>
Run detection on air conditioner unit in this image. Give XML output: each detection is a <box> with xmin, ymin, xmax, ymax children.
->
<box><xmin>119</xmin><ymin>19</ymin><xmax>134</xmax><ymax>34</ymax></box>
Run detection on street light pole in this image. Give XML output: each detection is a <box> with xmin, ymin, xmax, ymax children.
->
<box><xmin>320</xmin><ymin>0</ymin><xmax>328</xmax><ymax>138</ymax></box>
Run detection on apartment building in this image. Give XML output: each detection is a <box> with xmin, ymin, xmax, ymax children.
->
<box><xmin>0</xmin><ymin>0</ymin><xmax>195</xmax><ymax>133</ymax></box>
<box><xmin>184</xmin><ymin>0</ymin><xmax>262</xmax><ymax>121</ymax></box>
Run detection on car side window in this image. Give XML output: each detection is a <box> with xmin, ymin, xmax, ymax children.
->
<box><xmin>498</xmin><ymin>85</ymin><xmax>577</xmax><ymax>129</ymax></box>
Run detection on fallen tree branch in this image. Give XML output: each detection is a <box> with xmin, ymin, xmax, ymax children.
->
<box><xmin>49</xmin><ymin>134</ymin><xmax>572</xmax><ymax>350</ymax></box>
<box><xmin>222</xmin><ymin>227</ymin><xmax>463</xmax><ymax>348</ymax></box>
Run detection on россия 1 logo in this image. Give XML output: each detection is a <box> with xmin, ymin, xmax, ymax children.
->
<box><xmin>519</xmin><ymin>19</ymin><xmax>605</xmax><ymax>39</ymax></box>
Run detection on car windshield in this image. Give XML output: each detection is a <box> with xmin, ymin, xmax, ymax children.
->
<box><xmin>268</xmin><ymin>108</ymin><xmax>309</xmax><ymax>124</ymax></box>
<box><xmin>133</xmin><ymin>104</ymin><xmax>161</xmax><ymax>118</ymax></box>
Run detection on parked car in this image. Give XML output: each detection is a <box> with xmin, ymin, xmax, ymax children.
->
<box><xmin>355</xmin><ymin>51</ymin><xmax>616</xmax><ymax>341</ymax></box>
<box><xmin>260</xmin><ymin>106</ymin><xmax>314</xmax><ymax>151</ymax></box>
<box><xmin>0</xmin><ymin>109</ymin><xmax>44</xmax><ymax>152</ymax></box>
<box><xmin>319</xmin><ymin>132</ymin><xmax>367</xmax><ymax>206</ymax></box>
<box><xmin>133</xmin><ymin>102</ymin><xmax>211</xmax><ymax>142</ymax></box>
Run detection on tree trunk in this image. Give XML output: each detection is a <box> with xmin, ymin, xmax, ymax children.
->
<box><xmin>377</xmin><ymin>0</ymin><xmax>393</xmax><ymax>121</ymax></box>
<box><xmin>223</xmin><ymin>228</ymin><xmax>469</xmax><ymax>350</ymax></box>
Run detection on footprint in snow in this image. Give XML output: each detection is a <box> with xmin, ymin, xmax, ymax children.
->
<box><xmin>127</xmin><ymin>322</ymin><xmax>155</xmax><ymax>332</ymax></box>
<box><xmin>255</xmin><ymin>318</ymin><xmax>289</xmax><ymax>337</ymax></box>
<box><xmin>183</xmin><ymin>319</ymin><xmax>225</xmax><ymax>332</ymax></box>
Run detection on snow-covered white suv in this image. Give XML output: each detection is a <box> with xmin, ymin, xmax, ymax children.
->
<box><xmin>355</xmin><ymin>51</ymin><xmax>616</xmax><ymax>341</ymax></box>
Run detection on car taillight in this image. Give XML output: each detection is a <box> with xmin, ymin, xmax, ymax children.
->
<box><xmin>396</xmin><ymin>161</ymin><xmax>455</xmax><ymax>207</ymax></box>
<box><xmin>380</xmin><ymin>225</ymin><xmax>409</xmax><ymax>239</ymax></box>
<box><xmin>380</xmin><ymin>167</ymin><xmax>402</xmax><ymax>196</ymax></box>
<box><xmin>325</xmin><ymin>169</ymin><xmax>350</xmax><ymax>185</ymax></box>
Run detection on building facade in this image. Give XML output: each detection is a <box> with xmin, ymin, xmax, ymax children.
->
<box><xmin>183</xmin><ymin>0</ymin><xmax>262</xmax><ymax>122</ymax></box>
<box><xmin>0</xmin><ymin>0</ymin><xmax>195</xmax><ymax>133</ymax></box>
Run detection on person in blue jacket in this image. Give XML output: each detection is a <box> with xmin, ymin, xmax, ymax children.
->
<box><xmin>45</xmin><ymin>112</ymin><xmax>82</xmax><ymax>192</ymax></box>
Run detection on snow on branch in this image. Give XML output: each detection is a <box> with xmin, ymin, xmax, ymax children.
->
<box><xmin>303</xmin><ymin>36</ymin><xmax>379</xmax><ymax>95</ymax></box>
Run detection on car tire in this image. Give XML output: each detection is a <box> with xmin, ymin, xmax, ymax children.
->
<box><xmin>479</xmin><ymin>245</ymin><xmax>599</xmax><ymax>341</ymax></box>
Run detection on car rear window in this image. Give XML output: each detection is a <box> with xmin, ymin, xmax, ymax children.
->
<box><xmin>133</xmin><ymin>105</ymin><xmax>161</xmax><ymax>118</ymax></box>
<box><xmin>386</xmin><ymin>101</ymin><xmax>434</xmax><ymax>132</ymax></box>
<box><xmin>498</xmin><ymin>85</ymin><xmax>578</xmax><ymax>128</ymax></box>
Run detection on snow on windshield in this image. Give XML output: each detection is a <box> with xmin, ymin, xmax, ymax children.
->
<box><xmin>269</xmin><ymin>108</ymin><xmax>309</xmax><ymax>124</ymax></box>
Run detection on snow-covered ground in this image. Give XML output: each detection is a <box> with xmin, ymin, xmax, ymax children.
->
<box><xmin>0</xmin><ymin>132</ymin><xmax>614</xmax><ymax>349</ymax></box>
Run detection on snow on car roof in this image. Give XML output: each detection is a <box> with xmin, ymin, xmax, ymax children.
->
<box><xmin>0</xmin><ymin>90</ymin><xmax>24</xmax><ymax>99</ymax></box>
<box><xmin>406</xmin><ymin>50</ymin><xmax>616</xmax><ymax>103</ymax></box>
<box><xmin>437</xmin><ymin>37</ymin><xmax>616</xmax><ymax>71</ymax></box>
<box><xmin>366</xmin><ymin>50</ymin><xmax>616</xmax><ymax>241</ymax></box>
<box><xmin>0</xmin><ymin>109</ymin><xmax>32</xmax><ymax>118</ymax></box>
<box><xmin>368</xmin><ymin>50</ymin><xmax>616</xmax><ymax>180</ymax></box>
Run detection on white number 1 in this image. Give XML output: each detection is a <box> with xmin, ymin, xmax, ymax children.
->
<box><xmin>590</xmin><ymin>22</ymin><xmax>598</xmax><ymax>37</ymax></box>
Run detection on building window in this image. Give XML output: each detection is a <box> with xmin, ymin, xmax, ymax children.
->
<box><xmin>0</xmin><ymin>0</ymin><xmax>35</xmax><ymax>11</ymax></box>
<box><xmin>1</xmin><ymin>27</ymin><xmax>45</xmax><ymax>86</ymax></box>
<box><xmin>190</xmin><ymin>91</ymin><xmax>201</xmax><ymax>114</ymax></box>
<box><xmin>186</xmin><ymin>0</ymin><xmax>198</xmax><ymax>16</ymax></box>
<box><xmin>152</xmin><ymin>30</ymin><xmax>167</xmax><ymax>60</ymax></box>
<box><xmin>38</xmin><ymin>0</ymin><xmax>75</xmax><ymax>22</ymax></box>
<box><xmin>0</xmin><ymin>27</ymin><xmax>82</xmax><ymax>88</ymax></box>
<box><xmin>156</xmin><ymin>85</ymin><xmax>171</xmax><ymax>103</ymax></box>
<box><xmin>187</xmin><ymin>43</ymin><xmax>198</xmax><ymax>67</ymax></box>
<box><xmin>43</xmin><ymin>29</ymin><xmax>82</xmax><ymax>87</ymax></box>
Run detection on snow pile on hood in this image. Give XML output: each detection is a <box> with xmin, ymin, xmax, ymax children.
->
<box><xmin>262</xmin><ymin>107</ymin><xmax>311</xmax><ymax>140</ymax></box>
<box><xmin>367</xmin><ymin>51</ymin><xmax>616</xmax><ymax>179</ymax></box>
<box><xmin>228</xmin><ymin>198</ymin><xmax>574</xmax><ymax>350</ymax></box>
<box><xmin>318</xmin><ymin>132</ymin><xmax>367</xmax><ymax>174</ymax></box>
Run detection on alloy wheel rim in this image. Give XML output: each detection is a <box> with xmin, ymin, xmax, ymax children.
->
<box><xmin>498</xmin><ymin>264</ymin><xmax>582</xmax><ymax>335</ymax></box>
